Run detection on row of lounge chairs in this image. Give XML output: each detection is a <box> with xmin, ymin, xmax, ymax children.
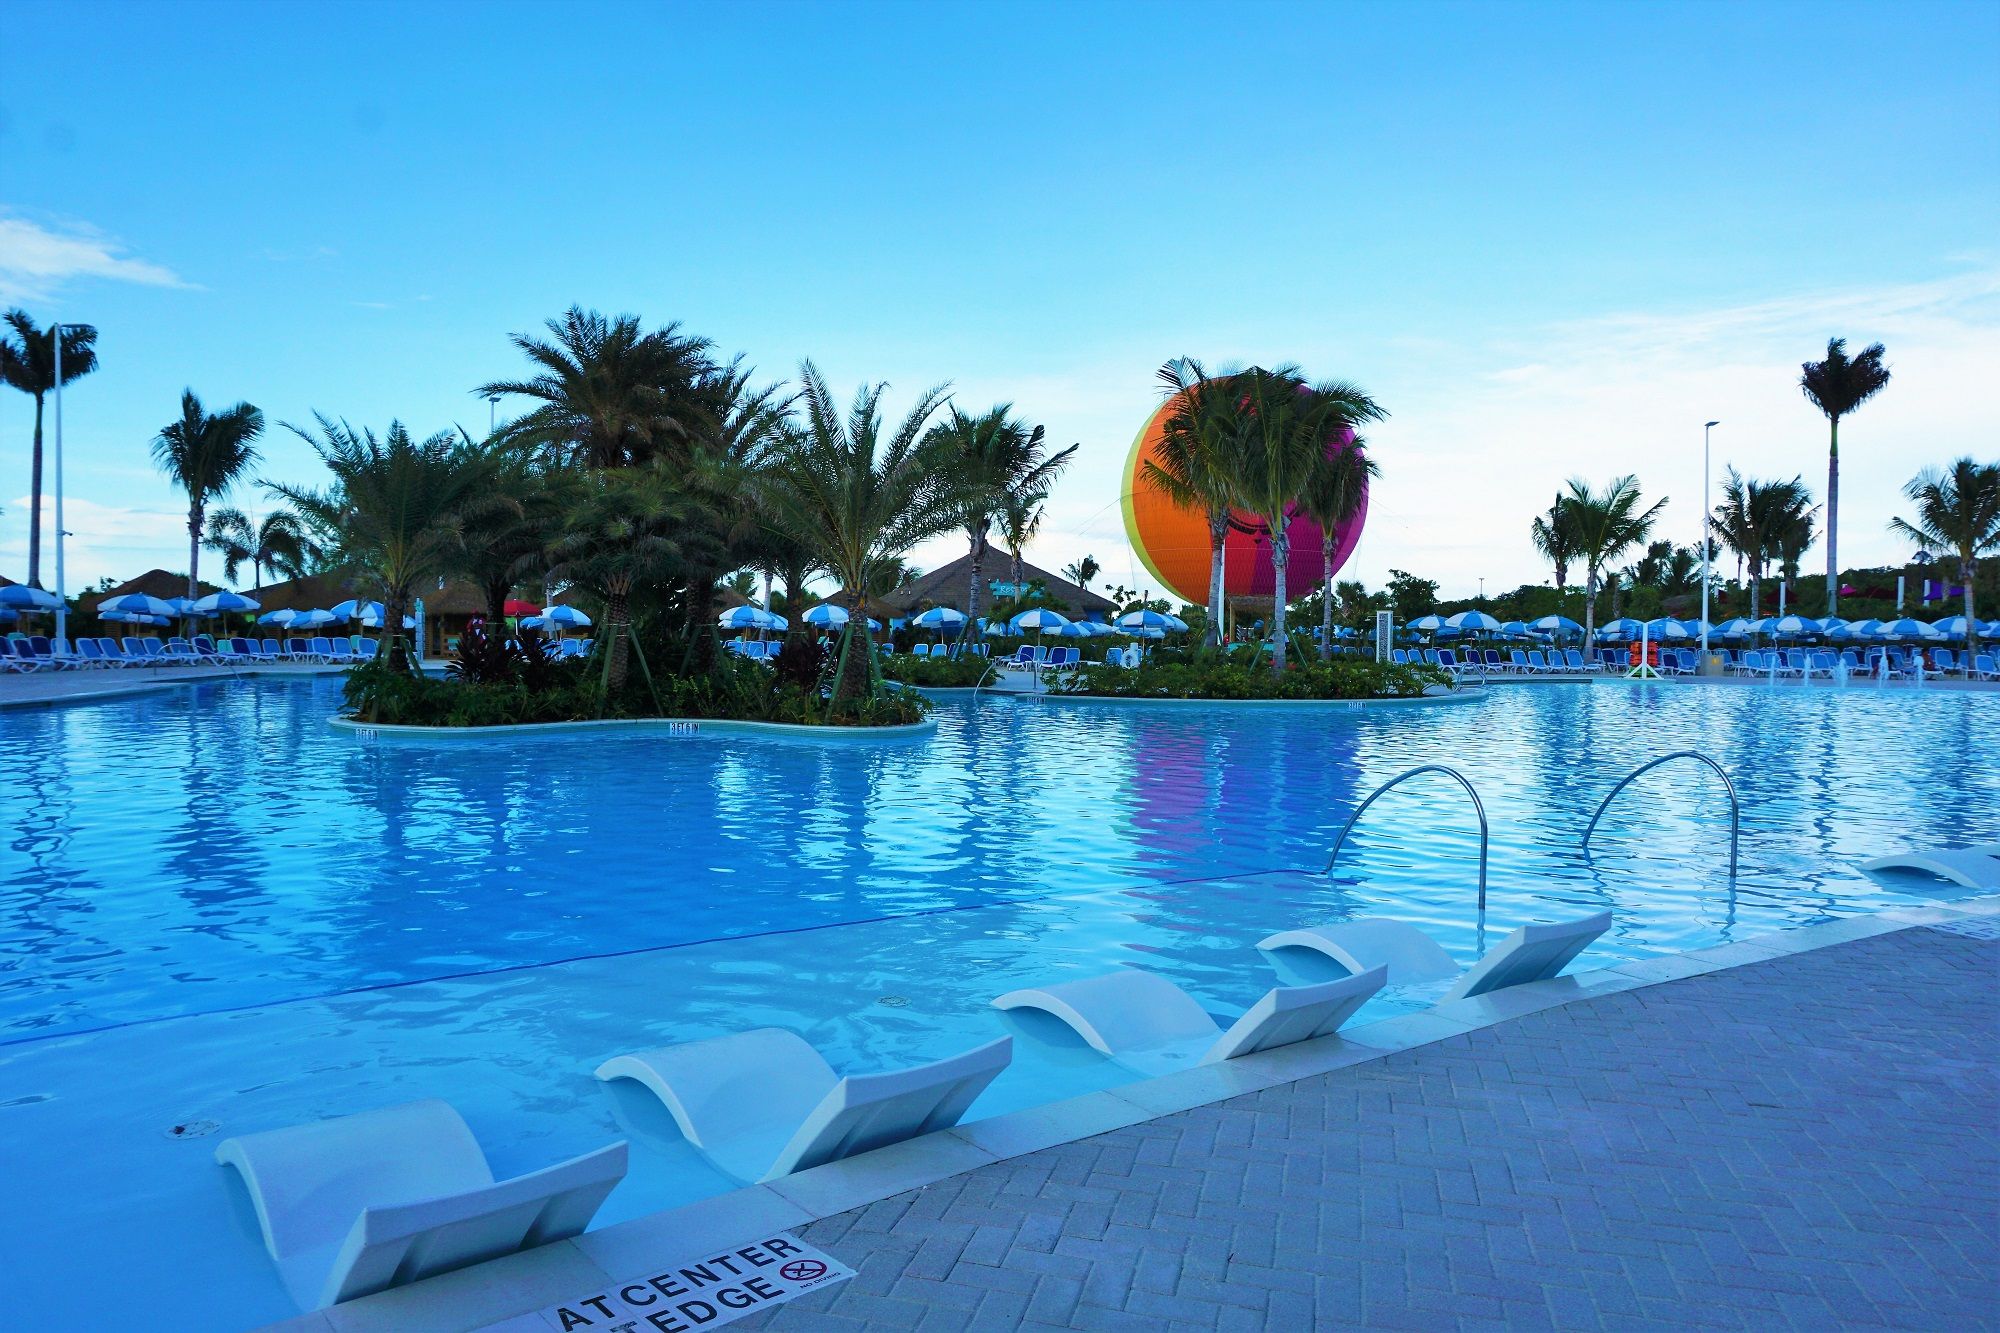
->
<box><xmin>213</xmin><ymin>908</ymin><xmax>1611</xmax><ymax>1312</ymax></box>
<box><xmin>1729</xmin><ymin>647</ymin><xmax>1999</xmax><ymax>680</ymax></box>
<box><xmin>1393</xmin><ymin>646</ymin><xmax>1612</xmax><ymax>675</ymax></box>
<box><xmin>2</xmin><ymin>633</ymin><xmax>382</xmax><ymax>671</ymax></box>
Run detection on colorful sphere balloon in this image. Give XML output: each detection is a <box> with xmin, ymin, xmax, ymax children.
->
<box><xmin>1120</xmin><ymin>393</ymin><xmax>1370</xmax><ymax>606</ymax></box>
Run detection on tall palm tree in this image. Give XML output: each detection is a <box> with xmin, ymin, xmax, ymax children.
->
<box><xmin>997</xmin><ymin>485</ymin><xmax>1048</xmax><ymax>594</ymax></box>
<box><xmin>270</xmin><ymin>417</ymin><xmax>500</xmax><ymax>671</ymax></box>
<box><xmin>1299</xmin><ymin>437</ymin><xmax>1378</xmax><ymax>660</ymax></box>
<box><xmin>1529</xmin><ymin>493</ymin><xmax>1577</xmax><ymax>610</ymax></box>
<box><xmin>479</xmin><ymin>307</ymin><xmax>715</xmax><ymax>470</ymax></box>
<box><xmin>151</xmin><ymin>390</ymin><xmax>265</xmax><ymax>609</ymax></box>
<box><xmin>204</xmin><ymin>508</ymin><xmax>311</xmax><ymax>594</ymax></box>
<box><xmin>1230</xmin><ymin>367</ymin><xmax>1386</xmax><ymax>672</ymax></box>
<box><xmin>1564</xmin><ymin>475</ymin><xmax>1668</xmax><ymax>648</ymax></box>
<box><xmin>1708</xmin><ymin>469</ymin><xmax>1758</xmax><ymax>595</ymax></box>
<box><xmin>1800</xmin><ymin>338</ymin><xmax>1891</xmax><ymax>615</ymax></box>
<box><xmin>1889</xmin><ymin>458</ymin><xmax>2000</xmax><ymax>674</ymax></box>
<box><xmin>1144</xmin><ymin>358</ymin><xmax>1246</xmax><ymax>646</ymax></box>
<box><xmin>1</xmin><ymin>311</ymin><xmax>99</xmax><ymax>587</ymax></box>
<box><xmin>924</xmin><ymin>405</ymin><xmax>1076</xmax><ymax>636</ymax></box>
<box><xmin>759</xmin><ymin>361</ymin><xmax>955</xmax><ymax>703</ymax></box>
<box><xmin>1770</xmin><ymin>492</ymin><xmax>1821</xmax><ymax>612</ymax></box>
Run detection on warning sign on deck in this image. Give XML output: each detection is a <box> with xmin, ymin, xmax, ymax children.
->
<box><xmin>510</xmin><ymin>1233</ymin><xmax>853</xmax><ymax>1332</ymax></box>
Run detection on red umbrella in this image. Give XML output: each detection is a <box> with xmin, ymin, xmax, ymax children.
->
<box><xmin>502</xmin><ymin>599</ymin><xmax>539</xmax><ymax>617</ymax></box>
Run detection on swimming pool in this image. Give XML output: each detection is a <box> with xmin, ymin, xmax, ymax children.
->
<box><xmin>2</xmin><ymin>676</ymin><xmax>1994</xmax><ymax>1328</ymax></box>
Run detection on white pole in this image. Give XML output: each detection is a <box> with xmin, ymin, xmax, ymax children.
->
<box><xmin>53</xmin><ymin>326</ymin><xmax>67</xmax><ymax>645</ymax></box>
<box><xmin>1701</xmin><ymin>422</ymin><xmax>1717</xmax><ymax>660</ymax></box>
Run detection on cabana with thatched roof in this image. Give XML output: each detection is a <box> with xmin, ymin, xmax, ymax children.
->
<box><xmin>877</xmin><ymin>541</ymin><xmax>1115</xmax><ymax>622</ymax></box>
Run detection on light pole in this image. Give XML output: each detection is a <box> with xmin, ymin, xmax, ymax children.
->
<box><xmin>1699</xmin><ymin>420</ymin><xmax>1720</xmax><ymax>661</ymax></box>
<box><xmin>51</xmin><ymin>324</ymin><xmax>84</xmax><ymax>645</ymax></box>
<box><xmin>488</xmin><ymin>395</ymin><xmax>500</xmax><ymax>436</ymax></box>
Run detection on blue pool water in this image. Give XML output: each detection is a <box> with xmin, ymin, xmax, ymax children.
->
<box><xmin>1</xmin><ymin>676</ymin><xmax>1994</xmax><ymax>1329</ymax></box>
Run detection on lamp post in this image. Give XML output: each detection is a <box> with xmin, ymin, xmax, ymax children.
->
<box><xmin>51</xmin><ymin>323</ymin><xmax>88</xmax><ymax>645</ymax></box>
<box><xmin>1700</xmin><ymin>421</ymin><xmax>1719</xmax><ymax>659</ymax></box>
<box><xmin>487</xmin><ymin>395</ymin><xmax>500</xmax><ymax>436</ymax></box>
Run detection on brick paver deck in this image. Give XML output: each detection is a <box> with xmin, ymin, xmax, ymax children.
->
<box><xmin>750</xmin><ymin>927</ymin><xmax>1999</xmax><ymax>1331</ymax></box>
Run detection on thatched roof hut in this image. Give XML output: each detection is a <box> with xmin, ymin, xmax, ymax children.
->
<box><xmin>877</xmin><ymin>541</ymin><xmax>1115</xmax><ymax>619</ymax></box>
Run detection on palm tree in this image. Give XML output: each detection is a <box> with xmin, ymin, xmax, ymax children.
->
<box><xmin>1062</xmin><ymin>555</ymin><xmax>1101</xmax><ymax>590</ymax></box>
<box><xmin>1564</xmin><ymin>475</ymin><xmax>1668</xmax><ymax>648</ymax></box>
<box><xmin>1889</xmin><ymin>458</ymin><xmax>2000</xmax><ymax>673</ymax></box>
<box><xmin>1770</xmin><ymin>492</ymin><xmax>1821</xmax><ymax>612</ymax></box>
<box><xmin>204</xmin><ymin>508</ymin><xmax>310</xmax><ymax>595</ymax></box>
<box><xmin>1709</xmin><ymin>470</ymin><xmax>1813</xmax><ymax>618</ymax></box>
<box><xmin>1144</xmin><ymin>359</ymin><xmax>1245</xmax><ymax>647</ymax></box>
<box><xmin>270</xmin><ymin>416</ymin><xmax>500</xmax><ymax>671</ymax></box>
<box><xmin>1529</xmin><ymin>493</ymin><xmax>1577</xmax><ymax>611</ymax></box>
<box><xmin>1298</xmin><ymin>436</ymin><xmax>1378</xmax><ymax>660</ymax></box>
<box><xmin>1230</xmin><ymin>367</ymin><xmax>1386</xmax><ymax>672</ymax></box>
<box><xmin>924</xmin><ymin>405</ymin><xmax>1076</xmax><ymax>636</ymax></box>
<box><xmin>997</xmin><ymin>485</ymin><xmax>1048</xmax><ymax>594</ymax></box>
<box><xmin>547</xmin><ymin>461</ymin><xmax>706</xmax><ymax>691</ymax></box>
<box><xmin>455</xmin><ymin>448</ymin><xmax>564</xmax><ymax>627</ymax></box>
<box><xmin>480</xmin><ymin>307</ymin><xmax>715</xmax><ymax>470</ymax></box>
<box><xmin>1800</xmin><ymin>338</ymin><xmax>1891</xmax><ymax>615</ymax></box>
<box><xmin>1</xmin><ymin>311</ymin><xmax>99</xmax><ymax>587</ymax></box>
<box><xmin>759</xmin><ymin>361</ymin><xmax>954</xmax><ymax>703</ymax></box>
<box><xmin>151</xmin><ymin>390</ymin><xmax>265</xmax><ymax>610</ymax></box>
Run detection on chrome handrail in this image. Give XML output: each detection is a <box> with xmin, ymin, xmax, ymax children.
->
<box><xmin>1323</xmin><ymin>764</ymin><xmax>1489</xmax><ymax>912</ymax></box>
<box><xmin>1581</xmin><ymin>750</ymin><xmax>1740</xmax><ymax>879</ymax></box>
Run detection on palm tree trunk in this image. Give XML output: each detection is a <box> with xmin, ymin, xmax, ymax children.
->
<box><xmin>605</xmin><ymin>585</ymin><xmax>631</xmax><ymax>693</ymax></box>
<box><xmin>1206</xmin><ymin>510</ymin><xmax>1228</xmax><ymax>647</ymax></box>
<box><xmin>1319</xmin><ymin>533</ymin><xmax>1335</xmax><ymax>662</ymax></box>
<box><xmin>1824</xmin><ymin>417</ymin><xmax>1840</xmax><ymax>616</ymax></box>
<box><xmin>1583</xmin><ymin>568</ymin><xmax>1599</xmax><ymax>651</ymax></box>
<box><xmin>1268</xmin><ymin>519</ymin><xmax>1289</xmax><ymax>674</ymax></box>
<box><xmin>834</xmin><ymin>588</ymin><xmax>873</xmax><ymax>704</ymax></box>
<box><xmin>1011</xmin><ymin>547</ymin><xmax>1023</xmax><ymax>592</ymax></box>
<box><xmin>1748</xmin><ymin>562</ymin><xmax>1761</xmax><ymax>620</ymax></box>
<box><xmin>965</xmin><ymin>526</ymin><xmax>984</xmax><ymax>647</ymax></box>
<box><xmin>783</xmin><ymin>560</ymin><xmax>806</xmax><ymax>644</ymax></box>
<box><xmin>1963</xmin><ymin>552</ymin><xmax>1977</xmax><ymax>676</ymax></box>
<box><xmin>382</xmin><ymin>590</ymin><xmax>411</xmax><ymax>675</ymax></box>
<box><xmin>185</xmin><ymin>500</ymin><xmax>205</xmax><ymax>637</ymax></box>
<box><xmin>27</xmin><ymin>395</ymin><xmax>45</xmax><ymax>587</ymax></box>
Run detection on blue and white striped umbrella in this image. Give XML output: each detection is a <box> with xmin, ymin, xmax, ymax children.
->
<box><xmin>98</xmin><ymin>592</ymin><xmax>177</xmax><ymax>618</ymax></box>
<box><xmin>1012</xmin><ymin>608</ymin><xmax>1071</xmax><ymax>634</ymax></box>
<box><xmin>1117</xmin><ymin>608</ymin><xmax>1175</xmax><ymax>630</ymax></box>
<box><xmin>540</xmin><ymin>604</ymin><xmax>592</xmax><ymax>628</ymax></box>
<box><xmin>803</xmin><ymin>603</ymin><xmax>847</xmax><ymax>627</ymax></box>
<box><xmin>911</xmin><ymin>606</ymin><xmax>967</xmax><ymax>629</ymax></box>
<box><xmin>330</xmin><ymin>598</ymin><xmax>384</xmax><ymax>621</ymax></box>
<box><xmin>1528</xmin><ymin>614</ymin><xmax>1584</xmax><ymax>635</ymax></box>
<box><xmin>1446</xmin><ymin>610</ymin><xmax>1503</xmax><ymax>632</ymax></box>
<box><xmin>1406</xmin><ymin>614</ymin><xmax>1447</xmax><ymax>632</ymax></box>
<box><xmin>1643</xmin><ymin>617</ymin><xmax>1690</xmax><ymax>639</ymax></box>
<box><xmin>1</xmin><ymin>584</ymin><xmax>63</xmax><ymax>611</ymax></box>
<box><xmin>1770</xmin><ymin>614</ymin><xmax>1817</xmax><ymax>636</ymax></box>
<box><xmin>164</xmin><ymin>596</ymin><xmax>197</xmax><ymax>616</ymax></box>
<box><xmin>102</xmin><ymin>610</ymin><xmax>169</xmax><ymax>625</ymax></box>
<box><xmin>1595</xmin><ymin>618</ymin><xmax>1643</xmax><ymax>639</ymax></box>
<box><xmin>1845</xmin><ymin>618</ymin><xmax>1884</xmax><ymax>637</ymax></box>
<box><xmin>192</xmin><ymin>590</ymin><xmax>261</xmax><ymax>615</ymax></box>
<box><xmin>1162</xmin><ymin>613</ymin><xmax>1189</xmax><ymax>632</ymax></box>
<box><xmin>1930</xmin><ymin>615</ymin><xmax>1973</xmax><ymax>637</ymax></box>
<box><xmin>292</xmin><ymin>609</ymin><xmax>339</xmax><ymax>629</ymax></box>
<box><xmin>1713</xmin><ymin>617</ymin><xmax>1755</xmax><ymax>638</ymax></box>
<box><xmin>1875</xmin><ymin>617</ymin><xmax>1940</xmax><ymax>639</ymax></box>
<box><xmin>257</xmin><ymin>607</ymin><xmax>299</xmax><ymax>627</ymax></box>
<box><xmin>717</xmin><ymin>605</ymin><xmax>784</xmax><ymax>631</ymax></box>
<box><xmin>359</xmin><ymin>608</ymin><xmax>415</xmax><ymax>629</ymax></box>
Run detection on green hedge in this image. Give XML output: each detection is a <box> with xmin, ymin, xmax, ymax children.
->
<box><xmin>1058</xmin><ymin>656</ymin><xmax>1449</xmax><ymax>701</ymax></box>
<box><xmin>342</xmin><ymin>658</ymin><xmax>927</xmax><ymax>729</ymax></box>
<box><xmin>879</xmin><ymin>654</ymin><xmax>992</xmax><ymax>687</ymax></box>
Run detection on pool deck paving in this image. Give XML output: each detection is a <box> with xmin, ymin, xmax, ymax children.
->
<box><xmin>734</xmin><ymin>923</ymin><xmax>1998</xmax><ymax>1332</ymax></box>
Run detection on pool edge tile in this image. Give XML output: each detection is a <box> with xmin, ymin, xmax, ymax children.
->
<box><xmin>320</xmin><ymin>1237</ymin><xmax>611</xmax><ymax>1333</ymax></box>
<box><xmin>569</xmin><ymin>1184</ymin><xmax>812</xmax><ymax>1276</ymax></box>
<box><xmin>948</xmin><ymin>1090</ymin><xmax>1157</xmax><ymax>1160</ymax></box>
<box><xmin>762</xmin><ymin>1132</ymin><xmax>999</xmax><ymax>1217</ymax></box>
<box><xmin>1339</xmin><ymin>1009</ymin><xmax>1479</xmax><ymax>1053</ymax></box>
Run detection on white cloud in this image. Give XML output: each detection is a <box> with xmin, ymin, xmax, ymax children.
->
<box><xmin>0</xmin><ymin>494</ymin><xmax>190</xmax><ymax>590</ymax></box>
<box><xmin>0</xmin><ymin>212</ymin><xmax>190</xmax><ymax>303</ymax></box>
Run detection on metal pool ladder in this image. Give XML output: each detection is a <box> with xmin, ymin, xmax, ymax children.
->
<box><xmin>1581</xmin><ymin>750</ymin><xmax>1740</xmax><ymax>879</ymax></box>
<box><xmin>1323</xmin><ymin>764</ymin><xmax>1489</xmax><ymax>912</ymax></box>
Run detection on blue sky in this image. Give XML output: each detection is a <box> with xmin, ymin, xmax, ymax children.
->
<box><xmin>3</xmin><ymin>0</ymin><xmax>1996</xmax><ymax>599</ymax></box>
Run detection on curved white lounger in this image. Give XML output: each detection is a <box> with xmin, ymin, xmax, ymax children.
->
<box><xmin>1860</xmin><ymin>843</ymin><xmax>2000</xmax><ymax>892</ymax></box>
<box><xmin>1259</xmin><ymin>911</ymin><xmax>1612</xmax><ymax>1002</ymax></box>
<box><xmin>991</xmin><ymin>966</ymin><xmax>1387</xmax><ymax>1078</ymax></box>
<box><xmin>215</xmin><ymin>1098</ymin><xmax>626</xmax><ymax>1312</ymax></box>
<box><xmin>595</xmin><ymin>1028</ymin><xmax>1010</xmax><ymax>1185</ymax></box>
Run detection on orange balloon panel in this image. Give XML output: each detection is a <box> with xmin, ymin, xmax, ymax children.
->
<box><xmin>1121</xmin><ymin>395</ymin><xmax>1370</xmax><ymax>606</ymax></box>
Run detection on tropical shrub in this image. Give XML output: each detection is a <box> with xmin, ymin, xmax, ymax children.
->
<box><xmin>880</xmin><ymin>653</ymin><xmax>991</xmax><ymax>687</ymax></box>
<box><xmin>1060</xmin><ymin>656</ymin><xmax>1447</xmax><ymax>701</ymax></box>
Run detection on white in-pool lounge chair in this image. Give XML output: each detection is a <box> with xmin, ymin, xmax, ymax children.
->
<box><xmin>1859</xmin><ymin>843</ymin><xmax>2000</xmax><ymax>892</ymax></box>
<box><xmin>595</xmin><ymin>1029</ymin><xmax>1010</xmax><ymax>1185</ymax></box>
<box><xmin>214</xmin><ymin>1098</ymin><xmax>626</xmax><ymax>1312</ymax></box>
<box><xmin>1259</xmin><ymin>910</ymin><xmax>1612</xmax><ymax>1001</ymax></box>
<box><xmin>991</xmin><ymin>966</ymin><xmax>1387</xmax><ymax>1078</ymax></box>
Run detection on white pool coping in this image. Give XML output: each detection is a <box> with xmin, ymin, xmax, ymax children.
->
<box><xmin>252</xmin><ymin>891</ymin><xmax>2000</xmax><ymax>1333</ymax></box>
<box><xmin>325</xmin><ymin>714</ymin><xmax>939</xmax><ymax>743</ymax></box>
<box><xmin>1031</xmin><ymin>686</ymin><xmax>1484</xmax><ymax>708</ymax></box>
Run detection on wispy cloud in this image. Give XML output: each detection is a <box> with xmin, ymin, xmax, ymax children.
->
<box><xmin>0</xmin><ymin>211</ymin><xmax>190</xmax><ymax>303</ymax></box>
